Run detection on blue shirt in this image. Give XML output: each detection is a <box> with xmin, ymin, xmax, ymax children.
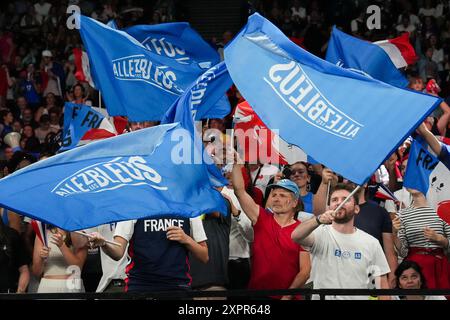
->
<box><xmin>300</xmin><ymin>192</ymin><xmax>313</xmax><ymax>213</ymax></box>
<box><xmin>20</xmin><ymin>80</ymin><xmax>41</xmax><ymax>105</ymax></box>
<box><xmin>126</xmin><ymin>217</ymin><xmax>191</xmax><ymax>292</ymax></box>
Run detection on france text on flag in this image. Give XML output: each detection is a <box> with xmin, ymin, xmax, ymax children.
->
<box><xmin>224</xmin><ymin>13</ymin><xmax>440</xmax><ymax>185</ymax></box>
<box><xmin>77</xmin><ymin>14</ymin><xmax>207</xmax><ymax>121</ymax></box>
<box><xmin>60</xmin><ymin>103</ymin><xmax>119</xmax><ymax>151</ymax></box>
<box><xmin>0</xmin><ymin>123</ymin><xmax>227</xmax><ymax>231</ymax></box>
<box><xmin>326</xmin><ymin>26</ymin><xmax>411</xmax><ymax>87</ymax></box>
<box><xmin>403</xmin><ymin>139</ymin><xmax>450</xmax><ymax>224</ymax></box>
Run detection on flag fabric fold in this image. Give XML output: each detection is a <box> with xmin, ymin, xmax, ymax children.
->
<box><xmin>162</xmin><ymin>61</ymin><xmax>232</xmax><ymax>187</ymax></box>
<box><xmin>125</xmin><ymin>22</ymin><xmax>219</xmax><ymax>69</ymax></box>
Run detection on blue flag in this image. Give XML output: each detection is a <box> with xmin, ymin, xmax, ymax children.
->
<box><xmin>125</xmin><ymin>22</ymin><xmax>219</xmax><ymax>70</ymax></box>
<box><xmin>0</xmin><ymin>124</ymin><xmax>227</xmax><ymax>231</ymax></box>
<box><xmin>404</xmin><ymin>138</ymin><xmax>441</xmax><ymax>194</ymax></box>
<box><xmin>60</xmin><ymin>103</ymin><xmax>108</xmax><ymax>151</ymax></box>
<box><xmin>224</xmin><ymin>13</ymin><xmax>441</xmax><ymax>185</ymax></box>
<box><xmin>404</xmin><ymin>139</ymin><xmax>450</xmax><ymax>213</ymax></box>
<box><xmin>77</xmin><ymin>14</ymin><xmax>207</xmax><ymax>121</ymax></box>
<box><xmin>162</xmin><ymin>61</ymin><xmax>232</xmax><ymax>186</ymax></box>
<box><xmin>325</xmin><ymin>26</ymin><xmax>408</xmax><ymax>88</ymax></box>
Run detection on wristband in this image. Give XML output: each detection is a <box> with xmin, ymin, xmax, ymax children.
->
<box><xmin>315</xmin><ymin>214</ymin><xmax>322</xmax><ymax>225</ymax></box>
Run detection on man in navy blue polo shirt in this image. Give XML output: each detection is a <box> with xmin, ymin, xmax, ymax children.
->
<box><xmin>89</xmin><ymin>216</ymin><xmax>208</xmax><ymax>293</ymax></box>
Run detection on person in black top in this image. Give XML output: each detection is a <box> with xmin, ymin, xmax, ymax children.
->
<box><xmin>0</xmin><ymin>218</ymin><xmax>30</xmax><ymax>293</ymax></box>
<box><xmin>355</xmin><ymin>185</ymin><xmax>398</xmax><ymax>288</ymax></box>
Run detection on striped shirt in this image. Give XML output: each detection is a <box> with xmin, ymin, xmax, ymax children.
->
<box><xmin>398</xmin><ymin>206</ymin><xmax>450</xmax><ymax>258</ymax></box>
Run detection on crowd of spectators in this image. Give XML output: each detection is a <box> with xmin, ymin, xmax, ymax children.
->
<box><xmin>0</xmin><ymin>0</ymin><xmax>449</xmax><ymax>300</ymax></box>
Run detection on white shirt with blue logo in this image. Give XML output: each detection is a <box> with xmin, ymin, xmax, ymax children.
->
<box><xmin>308</xmin><ymin>225</ymin><xmax>390</xmax><ymax>300</ymax></box>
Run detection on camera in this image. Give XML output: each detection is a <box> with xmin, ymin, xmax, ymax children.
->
<box><xmin>282</xmin><ymin>166</ymin><xmax>292</xmax><ymax>179</ymax></box>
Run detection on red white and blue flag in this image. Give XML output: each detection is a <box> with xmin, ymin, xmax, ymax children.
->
<box><xmin>374</xmin><ymin>183</ymin><xmax>399</xmax><ymax>202</ymax></box>
<box><xmin>373</xmin><ymin>32</ymin><xmax>418</xmax><ymax>69</ymax></box>
<box><xmin>31</xmin><ymin>220</ymin><xmax>47</xmax><ymax>247</ymax></box>
<box><xmin>233</xmin><ymin>101</ymin><xmax>307</xmax><ymax>165</ymax></box>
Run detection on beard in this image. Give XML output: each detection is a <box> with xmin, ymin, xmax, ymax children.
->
<box><xmin>333</xmin><ymin>210</ymin><xmax>354</xmax><ymax>224</ymax></box>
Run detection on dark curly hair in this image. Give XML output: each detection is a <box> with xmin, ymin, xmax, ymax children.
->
<box><xmin>395</xmin><ymin>260</ymin><xmax>427</xmax><ymax>289</ymax></box>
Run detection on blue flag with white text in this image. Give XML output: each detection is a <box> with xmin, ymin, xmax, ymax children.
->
<box><xmin>162</xmin><ymin>61</ymin><xmax>232</xmax><ymax>186</ymax></box>
<box><xmin>404</xmin><ymin>139</ymin><xmax>448</xmax><ymax>194</ymax></box>
<box><xmin>125</xmin><ymin>22</ymin><xmax>219</xmax><ymax>70</ymax></box>
<box><xmin>0</xmin><ymin>123</ymin><xmax>227</xmax><ymax>231</ymax></box>
<box><xmin>325</xmin><ymin>26</ymin><xmax>408</xmax><ymax>88</ymax></box>
<box><xmin>404</xmin><ymin>138</ymin><xmax>450</xmax><ymax>216</ymax></box>
<box><xmin>224</xmin><ymin>13</ymin><xmax>441</xmax><ymax>185</ymax></box>
<box><xmin>77</xmin><ymin>14</ymin><xmax>207</xmax><ymax>121</ymax></box>
<box><xmin>60</xmin><ymin>103</ymin><xmax>107</xmax><ymax>151</ymax></box>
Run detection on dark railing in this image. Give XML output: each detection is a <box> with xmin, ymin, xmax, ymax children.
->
<box><xmin>1</xmin><ymin>289</ymin><xmax>450</xmax><ymax>300</ymax></box>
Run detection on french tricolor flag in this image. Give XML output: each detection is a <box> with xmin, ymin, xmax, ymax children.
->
<box><xmin>373</xmin><ymin>32</ymin><xmax>418</xmax><ymax>69</ymax></box>
<box><xmin>374</xmin><ymin>183</ymin><xmax>398</xmax><ymax>202</ymax></box>
<box><xmin>31</xmin><ymin>220</ymin><xmax>47</xmax><ymax>247</ymax></box>
<box><xmin>326</xmin><ymin>27</ymin><xmax>417</xmax><ymax>88</ymax></box>
<box><xmin>73</xmin><ymin>48</ymin><xmax>95</xmax><ymax>88</ymax></box>
<box><xmin>78</xmin><ymin>112</ymin><xmax>128</xmax><ymax>146</ymax></box>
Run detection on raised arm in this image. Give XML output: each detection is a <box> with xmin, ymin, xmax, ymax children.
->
<box><xmin>292</xmin><ymin>210</ymin><xmax>334</xmax><ymax>247</ymax></box>
<box><xmin>417</xmin><ymin>122</ymin><xmax>443</xmax><ymax>156</ymax></box>
<box><xmin>232</xmin><ymin>154</ymin><xmax>260</xmax><ymax>225</ymax></box>
<box><xmin>312</xmin><ymin>168</ymin><xmax>336</xmax><ymax>216</ymax></box>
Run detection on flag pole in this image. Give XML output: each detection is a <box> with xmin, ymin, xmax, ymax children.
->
<box><xmin>332</xmin><ymin>185</ymin><xmax>361</xmax><ymax>215</ymax></box>
<box><xmin>326</xmin><ymin>181</ymin><xmax>331</xmax><ymax>210</ymax></box>
<box><xmin>74</xmin><ymin>230</ymin><xmax>121</xmax><ymax>247</ymax></box>
<box><xmin>99</xmin><ymin>91</ymin><xmax>102</xmax><ymax>109</ymax></box>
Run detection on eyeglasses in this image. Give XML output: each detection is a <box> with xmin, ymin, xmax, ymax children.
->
<box><xmin>291</xmin><ymin>169</ymin><xmax>307</xmax><ymax>175</ymax></box>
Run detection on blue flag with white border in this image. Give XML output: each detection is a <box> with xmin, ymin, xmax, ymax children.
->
<box><xmin>60</xmin><ymin>102</ymin><xmax>107</xmax><ymax>151</ymax></box>
<box><xmin>77</xmin><ymin>14</ymin><xmax>207</xmax><ymax>121</ymax></box>
<box><xmin>0</xmin><ymin>123</ymin><xmax>227</xmax><ymax>231</ymax></box>
<box><xmin>224</xmin><ymin>13</ymin><xmax>441</xmax><ymax>185</ymax></box>
<box><xmin>325</xmin><ymin>26</ymin><xmax>409</xmax><ymax>88</ymax></box>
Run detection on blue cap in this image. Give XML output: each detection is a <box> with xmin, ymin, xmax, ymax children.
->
<box><xmin>267</xmin><ymin>179</ymin><xmax>300</xmax><ymax>198</ymax></box>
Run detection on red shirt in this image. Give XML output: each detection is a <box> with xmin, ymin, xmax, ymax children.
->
<box><xmin>248</xmin><ymin>207</ymin><xmax>303</xmax><ymax>296</ymax></box>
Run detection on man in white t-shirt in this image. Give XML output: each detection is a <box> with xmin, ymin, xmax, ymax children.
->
<box><xmin>292</xmin><ymin>183</ymin><xmax>391</xmax><ymax>300</ymax></box>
